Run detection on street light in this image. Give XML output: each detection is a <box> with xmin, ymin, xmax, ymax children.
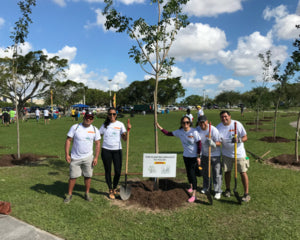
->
<box><xmin>108</xmin><ymin>79</ymin><xmax>112</xmax><ymax>107</ymax></box>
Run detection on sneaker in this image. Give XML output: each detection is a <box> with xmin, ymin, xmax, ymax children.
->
<box><xmin>187</xmin><ymin>188</ymin><xmax>193</xmax><ymax>193</ymax></box>
<box><xmin>214</xmin><ymin>193</ymin><xmax>221</xmax><ymax>200</ymax></box>
<box><xmin>223</xmin><ymin>189</ymin><xmax>231</xmax><ymax>198</ymax></box>
<box><xmin>200</xmin><ymin>188</ymin><xmax>207</xmax><ymax>194</ymax></box>
<box><xmin>109</xmin><ymin>189</ymin><xmax>115</xmax><ymax>200</ymax></box>
<box><xmin>188</xmin><ymin>196</ymin><xmax>196</xmax><ymax>203</ymax></box>
<box><xmin>113</xmin><ymin>189</ymin><xmax>118</xmax><ymax>196</ymax></box>
<box><xmin>84</xmin><ymin>193</ymin><xmax>93</xmax><ymax>202</ymax></box>
<box><xmin>241</xmin><ymin>194</ymin><xmax>251</xmax><ymax>202</ymax></box>
<box><xmin>64</xmin><ymin>194</ymin><xmax>72</xmax><ymax>203</ymax></box>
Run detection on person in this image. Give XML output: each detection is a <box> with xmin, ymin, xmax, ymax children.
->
<box><xmin>9</xmin><ymin>108</ymin><xmax>16</xmax><ymax>124</ymax></box>
<box><xmin>35</xmin><ymin>108</ymin><xmax>40</xmax><ymax>122</ymax></box>
<box><xmin>185</xmin><ymin>108</ymin><xmax>194</xmax><ymax>127</ymax></box>
<box><xmin>71</xmin><ymin>108</ymin><xmax>76</xmax><ymax>121</ymax></box>
<box><xmin>75</xmin><ymin>108</ymin><xmax>79</xmax><ymax>121</ymax></box>
<box><xmin>64</xmin><ymin>111</ymin><xmax>101</xmax><ymax>203</ymax></box>
<box><xmin>99</xmin><ymin>107</ymin><xmax>131</xmax><ymax>200</ymax></box>
<box><xmin>2</xmin><ymin>109</ymin><xmax>10</xmax><ymax>127</ymax></box>
<box><xmin>197</xmin><ymin>105</ymin><xmax>204</xmax><ymax>120</ymax></box>
<box><xmin>216</xmin><ymin>110</ymin><xmax>250</xmax><ymax>202</ymax></box>
<box><xmin>156</xmin><ymin>116</ymin><xmax>201</xmax><ymax>203</ymax></box>
<box><xmin>43</xmin><ymin>108</ymin><xmax>50</xmax><ymax>124</ymax></box>
<box><xmin>240</xmin><ymin>104</ymin><xmax>244</xmax><ymax>117</ymax></box>
<box><xmin>196</xmin><ymin>115</ymin><xmax>222</xmax><ymax>200</ymax></box>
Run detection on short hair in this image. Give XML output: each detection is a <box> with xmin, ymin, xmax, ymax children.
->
<box><xmin>219</xmin><ymin>110</ymin><xmax>231</xmax><ymax>116</ymax></box>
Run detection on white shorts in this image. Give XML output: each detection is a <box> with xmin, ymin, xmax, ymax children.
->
<box><xmin>69</xmin><ymin>155</ymin><xmax>94</xmax><ymax>178</ymax></box>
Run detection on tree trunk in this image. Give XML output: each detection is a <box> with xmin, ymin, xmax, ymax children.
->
<box><xmin>295</xmin><ymin>111</ymin><xmax>300</xmax><ymax>162</ymax></box>
<box><xmin>273</xmin><ymin>98</ymin><xmax>280</xmax><ymax>141</ymax></box>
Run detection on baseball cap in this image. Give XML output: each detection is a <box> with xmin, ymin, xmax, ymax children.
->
<box><xmin>85</xmin><ymin>111</ymin><xmax>94</xmax><ymax>118</ymax></box>
<box><xmin>198</xmin><ymin>115</ymin><xmax>207</xmax><ymax>122</ymax></box>
<box><xmin>197</xmin><ymin>105</ymin><xmax>201</xmax><ymax>109</ymax></box>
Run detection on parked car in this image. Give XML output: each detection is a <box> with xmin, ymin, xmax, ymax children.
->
<box><xmin>166</xmin><ymin>105</ymin><xmax>179</xmax><ymax>111</ymax></box>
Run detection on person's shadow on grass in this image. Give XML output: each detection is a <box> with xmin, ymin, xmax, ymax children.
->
<box><xmin>30</xmin><ymin>181</ymin><xmax>101</xmax><ymax>200</ymax></box>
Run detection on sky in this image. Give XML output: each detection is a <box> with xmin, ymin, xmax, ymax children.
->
<box><xmin>0</xmin><ymin>0</ymin><xmax>300</xmax><ymax>103</ymax></box>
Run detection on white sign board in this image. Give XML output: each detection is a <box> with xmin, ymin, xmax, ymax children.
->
<box><xmin>143</xmin><ymin>153</ymin><xmax>177</xmax><ymax>178</ymax></box>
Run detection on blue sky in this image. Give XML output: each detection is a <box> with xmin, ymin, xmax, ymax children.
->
<box><xmin>0</xmin><ymin>0</ymin><xmax>299</xmax><ymax>102</ymax></box>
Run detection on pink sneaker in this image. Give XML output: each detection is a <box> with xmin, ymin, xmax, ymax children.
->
<box><xmin>187</xmin><ymin>188</ymin><xmax>193</xmax><ymax>193</ymax></box>
<box><xmin>188</xmin><ymin>196</ymin><xmax>196</xmax><ymax>203</ymax></box>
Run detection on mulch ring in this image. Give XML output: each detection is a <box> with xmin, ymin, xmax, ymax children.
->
<box><xmin>0</xmin><ymin>153</ymin><xmax>59</xmax><ymax>167</ymax></box>
<box><xmin>112</xmin><ymin>179</ymin><xmax>193</xmax><ymax>212</ymax></box>
<box><xmin>267</xmin><ymin>154</ymin><xmax>300</xmax><ymax>170</ymax></box>
<box><xmin>260</xmin><ymin>136</ymin><xmax>290</xmax><ymax>143</ymax></box>
<box><xmin>245</xmin><ymin>122</ymin><xmax>263</xmax><ymax>125</ymax></box>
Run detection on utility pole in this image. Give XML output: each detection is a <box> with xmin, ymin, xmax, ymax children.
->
<box><xmin>108</xmin><ymin>79</ymin><xmax>112</xmax><ymax>107</ymax></box>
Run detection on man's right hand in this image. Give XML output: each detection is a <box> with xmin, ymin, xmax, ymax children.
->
<box><xmin>65</xmin><ymin>155</ymin><xmax>71</xmax><ymax>163</ymax></box>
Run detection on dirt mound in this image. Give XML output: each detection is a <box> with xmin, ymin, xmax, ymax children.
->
<box><xmin>248</xmin><ymin>128</ymin><xmax>270</xmax><ymax>132</ymax></box>
<box><xmin>260</xmin><ymin>136</ymin><xmax>290</xmax><ymax>143</ymax></box>
<box><xmin>123</xmin><ymin>179</ymin><xmax>190</xmax><ymax>210</ymax></box>
<box><xmin>268</xmin><ymin>154</ymin><xmax>300</xmax><ymax>169</ymax></box>
<box><xmin>0</xmin><ymin>153</ymin><xmax>58</xmax><ymax>167</ymax></box>
<box><xmin>246</xmin><ymin>122</ymin><xmax>263</xmax><ymax>125</ymax></box>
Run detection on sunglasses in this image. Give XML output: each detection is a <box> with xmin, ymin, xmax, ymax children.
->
<box><xmin>85</xmin><ymin>116</ymin><xmax>94</xmax><ymax>120</ymax></box>
<box><xmin>182</xmin><ymin>121</ymin><xmax>190</xmax><ymax>124</ymax></box>
<box><xmin>108</xmin><ymin>113</ymin><xmax>117</xmax><ymax>116</ymax></box>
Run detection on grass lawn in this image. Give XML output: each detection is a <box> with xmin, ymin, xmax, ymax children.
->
<box><xmin>0</xmin><ymin>110</ymin><xmax>299</xmax><ymax>240</ymax></box>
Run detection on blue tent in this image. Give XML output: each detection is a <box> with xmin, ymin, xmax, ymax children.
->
<box><xmin>71</xmin><ymin>104</ymin><xmax>89</xmax><ymax>108</ymax></box>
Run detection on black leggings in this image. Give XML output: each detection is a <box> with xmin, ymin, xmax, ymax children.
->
<box><xmin>183</xmin><ymin>156</ymin><xmax>197</xmax><ymax>190</ymax></box>
<box><xmin>101</xmin><ymin>148</ymin><xmax>122</xmax><ymax>190</ymax></box>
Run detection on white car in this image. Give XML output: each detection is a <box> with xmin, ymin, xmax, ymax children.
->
<box><xmin>167</xmin><ymin>105</ymin><xmax>179</xmax><ymax>111</ymax></box>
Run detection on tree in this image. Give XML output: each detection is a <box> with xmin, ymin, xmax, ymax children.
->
<box><xmin>8</xmin><ymin>0</ymin><xmax>36</xmax><ymax>159</ymax></box>
<box><xmin>0</xmin><ymin>51</ymin><xmax>68</xmax><ymax>112</ymax></box>
<box><xmin>214</xmin><ymin>91</ymin><xmax>240</xmax><ymax>108</ymax></box>
<box><xmin>180</xmin><ymin>95</ymin><xmax>203</xmax><ymax>106</ymax></box>
<box><xmin>103</xmin><ymin>0</ymin><xmax>190</xmax><ymax>153</ymax></box>
<box><xmin>85</xmin><ymin>88</ymin><xmax>109</xmax><ymax>106</ymax></box>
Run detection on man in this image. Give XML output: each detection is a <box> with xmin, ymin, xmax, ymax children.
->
<box><xmin>2</xmin><ymin>109</ymin><xmax>10</xmax><ymax>127</ymax></box>
<box><xmin>196</xmin><ymin>115</ymin><xmax>222</xmax><ymax>200</ymax></box>
<box><xmin>43</xmin><ymin>108</ymin><xmax>50</xmax><ymax>124</ymax></box>
<box><xmin>9</xmin><ymin>108</ymin><xmax>16</xmax><ymax>124</ymax></box>
<box><xmin>64</xmin><ymin>111</ymin><xmax>101</xmax><ymax>203</ymax></box>
<box><xmin>35</xmin><ymin>108</ymin><xmax>40</xmax><ymax>122</ymax></box>
<box><xmin>216</xmin><ymin>110</ymin><xmax>250</xmax><ymax>202</ymax></box>
<box><xmin>197</xmin><ymin>105</ymin><xmax>204</xmax><ymax>120</ymax></box>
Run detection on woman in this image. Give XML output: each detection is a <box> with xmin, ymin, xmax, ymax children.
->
<box><xmin>99</xmin><ymin>107</ymin><xmax>131</xmax><ymax>199</ymax></box>
<box><xmin>156</xmin><ymin>116</ymin><xmax>202</xmax><ymax>203</ymax></box>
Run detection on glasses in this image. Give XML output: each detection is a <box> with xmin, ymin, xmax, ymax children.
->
<box><xmin>182</xmin><ymin>121</ymin><xmax>190</xmax><ymax>124</ymax></box>
<box><xmin>85</xmin><ymin>116</ymin><xmax>94</xmax><ymax>120</ymax></box>
<box><xmin>108</xmin><ymin>113</ymin><xmax>117</xmax><ymax>116</ymax></box>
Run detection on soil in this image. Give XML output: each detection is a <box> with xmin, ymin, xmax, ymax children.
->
<box><xmin>246</xmin><ymin>122</ymin><xmax>263</xmax><ymax>125</ymax></box>
<box><xmin>267</xmin><ymin>154</ymin><xmax>300</xmax><ymax>170</ymax></box>
<box><xmin>122</xmin><ymin>179</ymin><xmax>190</xmax><ymax>211</ymax></box>
<box><xmin>260</xmin><ymin>136</ymin><xmax>291</xmax><ymax>143</ymax></box>
<box><xmin>0</xmin><ymin>153</ymin><xmax>58</xmax><ymax>167</ymax></box>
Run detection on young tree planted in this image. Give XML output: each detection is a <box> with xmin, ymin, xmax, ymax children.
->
<box><xmin>103</xmin><ymin>0</ymin><xmax>190</xmax><ymax>153</ymax></box>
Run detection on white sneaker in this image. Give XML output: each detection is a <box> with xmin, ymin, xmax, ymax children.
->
<box><xmin>200</xmin><ymin>188</ymin><xmax>207</xmax><ymax>194</ymax></box>
<box><xmin>214</xmin><ymin>193</ymin><xmax>221</xmax><ymax>200</ymax></box>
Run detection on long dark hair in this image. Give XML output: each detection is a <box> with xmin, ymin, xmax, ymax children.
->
<box><xmin>103</xmin><ymin>107</ymin><xmax>117</xmax><ymax>128</ymax></box>
<box><xmin>179</xmin><ymin>116</ymin><xmax>191</xmax><ymax>129</ymax></box>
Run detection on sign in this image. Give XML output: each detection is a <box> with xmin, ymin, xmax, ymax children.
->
<box><xmin>143</xmin><ymin>153</ymin><xmax>177</xmax><ymax>178</ymax></box>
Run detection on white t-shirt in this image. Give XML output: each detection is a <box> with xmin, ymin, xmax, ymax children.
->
<box><xmin>186</xmin><ymin>113</ymin><xmax>193</xmax><ymax>122</ymax></box>
<box><xmin>67</xmin><ymin>123</ymin><xmax>101</xmax><ymax>160</ymax></box>
<box><xmin>197</xmin><ymin>109</ymin><xmax>204</xmax><ymax>119</ymax></box>
<box><xmin>196</xmin><ymin>125</ymin><xmax>221</xmax><ymax>157</ymax></box>
<box><xmin>216</xmin><ymin>120</ymin><xmax>247</xmax><ymax>158</ymax></box>
<box><xmin>35</xmin><ymin>109</ymin><xmax>40</xmax><ymax>116</ymax></box>
<box><xmin>99</xmin><ymin>121</ymin><xmax>126</xmax><ymax>150</ymax></box>
<box><xmin>44</xmin><ymin>109</ymin><xmax>49</xmax><ymax>117</ymax></box>
<box><xmin>172</xmin><ymin>128</ymin><xmax>201</xmax><ymax>158</ymax></box>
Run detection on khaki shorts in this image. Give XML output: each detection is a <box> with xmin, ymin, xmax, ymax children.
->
<box><xmin>70</xmin><ymin>155</ymin><xmax>94</xmax><ymax>178</ymax></box>
<box><xmin>222</xmin><ymin>155</ymin><xmax>249</xmax><ymax>173</ymax></box>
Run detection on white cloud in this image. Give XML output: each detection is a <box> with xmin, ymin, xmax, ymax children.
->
<box><xmin>218</xmin><ymin>79</ymin><xmax>244</xmax><ymax>91</ymax></box>
<box><xmin>0</xmin><ymin>42</ymin><xmax>33</xmax><ymax>58</ymax></box>
<box><xmin>263</xmin><ymin>5</ymin><xmax>300</xmax><ymax>40</ymax></box>
<box><xmin>52</xmin><ymin>0</ymin><xmax>66</xmax><ymax>7</ymax></box>
<box><xmin>42</xmin><ymin>45</ymin><xmax>77</xmax><ymax>62</ymax></box>
<box><xmin>171</xmin><ymin>23</ymin><xmax>228</xmax><ymax>62</ymax></box>
<box><xmin>218</xmin><ymin>31</ymin><xmax>288</xmax><ymax>77</ymax></box>
<box><xmin>84</xmin><ymin>8</ymin><xmax>108</xmax><ymax>31</ymax></box>
<box><xmin>118</xmin><ymin>0</ymin><xmax>144</xmax><ymax>4</ymax></box>
<box><xmin>112</xmin><ymin>72</ymin><xmax>128</xmax><ymax>90</ymax></box>
<box><xmin>183</xmin><ymin>0</ymin><xmax>243</xmax><ymax>17</ymax></box>
<box><xmin>0</xmin><ymin>17</ymin><xmax>5</xmax><ymax>29</ymax></box>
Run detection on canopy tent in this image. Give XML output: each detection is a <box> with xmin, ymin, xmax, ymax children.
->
<box><xmin>71</xmin><ymin>104</ymin><xmax>89</xmax><ymax>108</ymax></box>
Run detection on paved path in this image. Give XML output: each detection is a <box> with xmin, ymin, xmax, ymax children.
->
<box><xmin>0</xmin><ymin>215</ymin><xmax>63</xmax><ymax>240</ymax></box>
<box><xmin>290</xmin><ymin>121</ymin><xmax>298</xmax><ymax>128</ymax></box>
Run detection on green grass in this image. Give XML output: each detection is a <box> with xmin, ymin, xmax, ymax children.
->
<box><xmin>0</xmin><ymin>110</ymin><xmax>300</xmax><ymax>240</ymax></box>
